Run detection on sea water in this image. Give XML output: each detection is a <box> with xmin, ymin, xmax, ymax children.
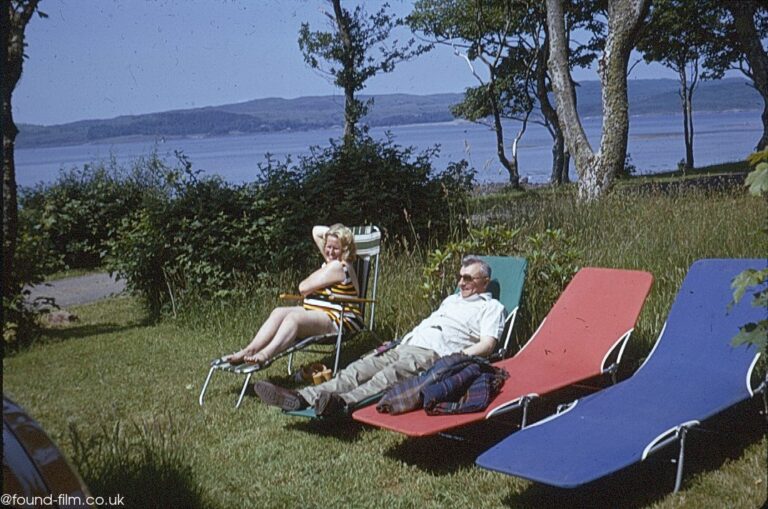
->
<box><xmin>14</xmin><ymin>110</ymin><xmax>762</xmax><ymax>188</ymax></box>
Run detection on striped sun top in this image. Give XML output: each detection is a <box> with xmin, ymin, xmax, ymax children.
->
<box><xmin>303</xmin><ymin>264</ymin><xmax>364</xmax><ymax>333</ymax></box>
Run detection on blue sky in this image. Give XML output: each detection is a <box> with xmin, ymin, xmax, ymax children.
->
<box><xmin>15</xmin><ymin>0</ymin><xmax>679</xmax><ymax>126</ymax></box>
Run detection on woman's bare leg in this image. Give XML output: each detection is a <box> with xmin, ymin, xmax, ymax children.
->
<box><xmin>244</xmin><ymin>309</ymin><xmax>335</xmax><ymax>365</ymax></box>
<box><xmin>225</xmin><ymin>306</ymin><xmax>297</xmax><ymax>363</ymax></box>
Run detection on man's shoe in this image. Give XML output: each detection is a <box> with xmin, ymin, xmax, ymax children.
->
<box><xmin>253</xmin><ymin>381</ymin><xmax>308</xmax><ymax>411</ymax></box>
<box><xmin>314</xmin><ymin>391</ymin><xmax>347</xmax><ymax>417</ymax></box>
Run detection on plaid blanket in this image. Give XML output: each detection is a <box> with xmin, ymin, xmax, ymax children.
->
<box><xmin>376</xmin><ymin>353</ymin><xmax>508</xmax><ymax>415</ymax></box>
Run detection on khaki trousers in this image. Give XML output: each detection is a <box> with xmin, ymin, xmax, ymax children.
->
<box><xmin>299</xmin><ymin>345</ymin><xmax>439</xmax><ymax>406</ymax></box>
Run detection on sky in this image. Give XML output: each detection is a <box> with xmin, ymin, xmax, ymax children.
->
<box><xmin>15</xmin><ymin>0</ymin><xmax>681</xmax><ymax>126</ymax></box>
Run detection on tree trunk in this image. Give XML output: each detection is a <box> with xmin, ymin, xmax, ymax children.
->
<box><xmin>549</xmin><ymin>132</ymin><xmax>567</xmax><ymax>184</ymax></box>
<box><xmin>728</xmin><ymin>0</ymin><xmax>768</xmax><ymax>150</ymax></box>
<box><xmin>761</xmin><ymin>101</ymin><xmax>768</xmax><ymax>152</ymax></box>
<box><xmin>546</xmin><ymin>0</ymin><xmax>647</xmax><ymax>201</ymax></box>
<box><xmin>678</xmin><ymin>68</ymin><xmax>694</xmax><ymax>171</ymax></box>
<box><xmin>3</xmin><ymin>0</ymin><xmax>40</xmax><ymax>306</ymax></box>
<box><xmin>685</xmin><ymin>83</ymin><xmax>694</xmax><ymax>169</ymax></box>
<box><xmin>488</xmin><ymin>77</ymin><xmax>520</xmax><ymax>188</ymax></box>
<box><xmin>332</xmin><ymin>0</ymin><xmax>357</xmax><ymax>146</ymax></box>
<box><xmin>535</xmin><ymin>33</ymin><xmax>568</xmax><ymax>185</ymax></box>
<box><xmin>2</xmin><ymin>100</ymin><xmax>19</xmax><ymax>302</ymax></box>
<box><xmin>2</xmin><ymin>5</ymin><xmax>19</xmax><ymax>301</ymax></box>
<box><xmin>546</xmin><ymin>0</ymin><xmax>594</xmax><ymax>198</ymax></box>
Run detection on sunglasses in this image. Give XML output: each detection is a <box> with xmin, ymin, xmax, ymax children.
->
<box><xmin>457</xmin><ymin>273</ymin><xmax>488</xmax><ymax>283</ymax></box>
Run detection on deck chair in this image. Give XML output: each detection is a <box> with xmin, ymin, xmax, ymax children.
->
<box><xmin>199</xmin><ymin>225</ymin><xmax>381</xmax><ymax>408</ymax></box>
<box><xmin>284</xmin><ymin>255</ymin><xmax>528</xmax><ymax>419</ymax></box>
<box><xmin>352</xmin><ymin>267</ymin><xmax>653</xmax><ymax>437</ymax></box>
<box><xmin>475</xmin><ymin>259</ymin><xmax>767</xmax><ymax>493</ymax></box>
<box><xmin>474</xmin><ymin>256</ymin><xmax>528</xmax><ymax>359</ymax></box>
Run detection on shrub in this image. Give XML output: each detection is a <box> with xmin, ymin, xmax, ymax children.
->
<box><xmin>2</xmin><ymin>222</ymin><xmax>63</xmax><ymax>349</ymax></box>
<box><xmin>257</xmin><ymin>133</ymin><xmax>475</xmax><ymax>250</ymax></box>
<box><xmin>9</xmin><ymin>157</ymin><xmax>154</xmax><ymax>349</ymax></box>
<box><xmin>18</xmin><ymin>153</ymin><xmax>173</xmax><ymax>272</ymax></box>
<box><xmin>106</xmin><ymin>173</ymin><xmax>275</xmax><ymax>317</ymax></box>
<box><xmin>420</xmin><ymin>224</ymin><xmax>523</xmax><ymax>306</ymax></box>
<box><xmin>421</xmin><ymin>225</ymin><xmax>581</xmax><ymax>337</ymax></box>
<box><xmin>18</xmin><ymin>137</ymin><xmax>474</xmax><ymax>318</ymax></box>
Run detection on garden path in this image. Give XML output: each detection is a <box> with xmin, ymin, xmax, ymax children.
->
<box><xmin>25</xmin><ymin>273</ymin><xmax>126</xmax><ymax>308</ymax></box>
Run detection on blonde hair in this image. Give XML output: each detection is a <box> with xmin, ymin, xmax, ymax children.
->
<box><xmin>325</xmin><ymin>223</ymin><xmax>356</xmax><ymax>262</ymax></box>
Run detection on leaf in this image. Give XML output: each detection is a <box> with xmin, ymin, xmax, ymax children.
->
<box><xmin>753</xmin><ymin>288</ymin><xmax>768</xmax><ymax>309</ymax></box>
<box><xmin>730</xmin><ymin>269</ymin><xmax>768</xmax><ymax>305</ymax></box>
<box><xmin>744</xmin><ymin>163</ymin><xmax>768</xmax><ymax>196</ymax></box>
<box><xmin>731</xmin><ymin>321</ymin><xmax>768</xmax><ymax>356</ymax></box>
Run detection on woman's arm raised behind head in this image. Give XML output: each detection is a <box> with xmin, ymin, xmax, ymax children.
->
<box><xmin>311</xmin><ymin>225</ymin><xmax>330</xmax><ymax>259</ymax></box>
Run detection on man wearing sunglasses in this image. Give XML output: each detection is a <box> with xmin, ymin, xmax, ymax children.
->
<box><xmin>255</xmin><ymin>255</ymin><xmax>506</xmax><ymax>417</ymax></box>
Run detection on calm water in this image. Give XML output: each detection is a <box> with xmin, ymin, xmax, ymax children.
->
<box><xmin>15</xmin><ymin>110</ymin><xmax>762</xmax><ymax>187</ymax></box>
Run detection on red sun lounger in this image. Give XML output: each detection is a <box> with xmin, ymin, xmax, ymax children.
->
<box><xmin>352</xmin><ymin>267</ymin><xmax>653</xmax><ymax>437</ymax></box>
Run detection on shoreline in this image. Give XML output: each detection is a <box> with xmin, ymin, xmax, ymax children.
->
<box><xmin>15</xmin><ymin>110</ymin><xmax>761</xmax><ymax>189</ymax></box>
<box><xmin>16</xmin><ymin>108</ymin><xmax>763</xmax><ymax>151</ymax></box>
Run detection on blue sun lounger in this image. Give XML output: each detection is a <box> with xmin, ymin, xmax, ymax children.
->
<box><xmin>476</xmin><ymin>258</ymin><xmax>768</xmax><ymax>493</ymax></box>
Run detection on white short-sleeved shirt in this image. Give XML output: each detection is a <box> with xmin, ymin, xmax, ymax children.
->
<box><xmin>400</xmin><ymin>292</ymin><xmax>506</xmax><ymax>357</ymax></box>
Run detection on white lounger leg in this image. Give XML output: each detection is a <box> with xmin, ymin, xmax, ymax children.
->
<box><xmin>236</xmin><ymin>373</ymin><xmax>253</xmax><ymax>408</ymax></box>
<box><xmin>199</xmin><ymin>366</ymin><xmax>217</xmax><ymax>406</ymax></box>
<box><xmin>332</xmin><ymin>310</ymin><xmax>345</xmax><ymax>374</ymax></box>
<box><xmin>520</xmin><ymin>395</ymin><xmax>535</xmax><ymax>429</ymax></box>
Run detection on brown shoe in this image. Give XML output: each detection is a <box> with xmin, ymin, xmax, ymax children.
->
<box><xmin>314</xmin><ymin>391</ymin><xmax>347</xmax><ymax>417</ymax></box>
<box><xmin>253</xmin><ymin>381</ymin><xmax>308</xmax><ymax>411</ymax></box>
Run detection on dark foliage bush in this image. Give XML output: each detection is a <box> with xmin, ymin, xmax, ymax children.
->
<box><xmin>257</xmin><ymin>133</ymin><xmax>475</xmax><ymax>251</ymax></box>
<box><xmin>16</xmin><ymin>137</ymin><xmax>473</xmax><ymax>318</ymax></box>
<box><xmin>18</xmin><ymin>154</ymin><xmax>167</xmax><ymax>272</ymax></box>
<box><xmin>421</xmin><ymin>224</ymin><xmax>581</xmax><ymax>339</ymax></box>
<box><xmin>105</xmin><ymin>173</ymin><xmax>276</xmax><ymax>316</ymax></box>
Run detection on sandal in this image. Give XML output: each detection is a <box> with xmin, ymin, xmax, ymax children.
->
<box><xmin>291</xmin><ymin>363</ymin><xmax>330</xmax><ymax>384</ymax></box>
<box><xmin>312</xmin><ymin>366</ymin><xmax>332</xmax><ymax>385</ymax></box>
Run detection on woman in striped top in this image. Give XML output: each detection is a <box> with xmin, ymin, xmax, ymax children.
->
<box><xmin>224</xmin><ymin>224</ymin><xmax>361</xmax><ymax>366</ymax></box>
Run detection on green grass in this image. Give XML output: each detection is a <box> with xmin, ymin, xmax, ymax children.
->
<box><xmin>471</xmin><ymin>160</ymin><xmax>751</xmax><ymax>212</ymax></box>
<box><xmin>3</xmin><ymin>186</ymin><xmax>767</xmax><ymax>508</ymax></box>
<box><xmin>634</xmin><ymin>159</ymin><xmax>750</xmax><ymax>180</ymax></box>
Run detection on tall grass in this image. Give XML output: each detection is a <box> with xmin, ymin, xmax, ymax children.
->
<box><xmin>68</xmin><ymin>418</ymin><xmax>214</xmax><ymax>509</ymax></box>
<box><xmin>3</xmin><ymin>186</ymin><xmax>766</xmax><ymax>508</ymax></box>
<box><xmin>472</xmin><ymin>186</ymin><xmax>766</xmax><ymax>369</ymax></box>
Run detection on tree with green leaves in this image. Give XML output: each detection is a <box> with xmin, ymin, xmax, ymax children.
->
<box><xmin>409</xmin><ymin>0</ymin><xmax>535</xmax><ymax>188</ymax></box>
<box><xmin>3</xmin><ymin>0</ymin><xmax>45</xmax><ymax>341</ymax></box>
<box><xmin>636</xmin><ymin>0</ymin><xmax>720</xmax><ymax>171</ymax></box>
<box><xmin>409</xmin><ymin>0</ymin><xmax>603</xmax><ymax>187</ymax></box>
<box><xmin>298</xmin><ymin>0</ymin><xmax>429</xmax><ymax>146</ymax></box>
<box><xmin>703</xmin><ymin>0</ymin><xmax>768</xmax><ymax>151</ymax></box>
<box><xmin>546</xmin><ymin>0</ymin><xmax>648</xmax><ymax>201</ymax></box>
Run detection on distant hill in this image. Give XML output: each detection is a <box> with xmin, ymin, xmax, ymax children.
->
<box><xmin>577</xmin><ymin>78</ymin><xmax>761</xmax><ymax>117</ymax></box>
<box><xmin>16</xmin><ymin>78</ymin><xmax>761</xmax><ymax>148</ymax></box>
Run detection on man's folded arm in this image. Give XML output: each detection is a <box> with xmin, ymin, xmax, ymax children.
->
<box><xmin>462</xmin><ymin>335</ymin><xmax>497</xmax><ymax>357</ymax></box>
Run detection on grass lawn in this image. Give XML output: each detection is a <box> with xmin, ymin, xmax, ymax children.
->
<box><xmin>4</xmin><ymin>183</ymin><xmax>767</xmax><ymax>508</ymax></box>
